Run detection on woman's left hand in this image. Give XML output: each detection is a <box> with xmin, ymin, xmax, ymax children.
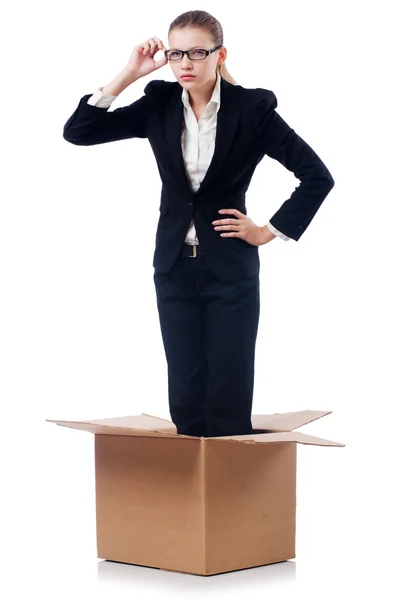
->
<box><xmin>212</xmin><ymin>209</ymin><xmax>266</xmax><ymax>247</ymax></box>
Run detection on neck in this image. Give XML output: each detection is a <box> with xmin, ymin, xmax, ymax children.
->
<box><xmin>188</xmin><ymin>74</ymin><xmax>218</xmax><ymax>109</ymax></box>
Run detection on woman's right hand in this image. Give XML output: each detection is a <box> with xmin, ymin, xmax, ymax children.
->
<box><xmin>125</xmin><ymin>37</ymin><xmax>168</xmax><ymax>80</ymax></box>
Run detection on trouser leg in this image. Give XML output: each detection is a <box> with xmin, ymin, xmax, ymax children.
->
<box><xmin>153</xmin><ymin>256</ymin><xmax>208</xmax><ymax>437</ymax></box>
<box><xmin>199</xmin><ymin>262</ymin><xmax>260</xmax><ymax>437</ymax></box>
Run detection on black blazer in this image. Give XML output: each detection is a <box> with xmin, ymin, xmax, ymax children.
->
<box><xmin>63</xmin><ymin>77</ymin><xmax>334</xmax><ymax>281</ymax></box>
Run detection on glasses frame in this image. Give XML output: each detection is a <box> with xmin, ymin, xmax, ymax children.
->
<box><xmin>164</xmin><ymin>44</ymin><xmax>223</xmax><ymax>61</ymax></box>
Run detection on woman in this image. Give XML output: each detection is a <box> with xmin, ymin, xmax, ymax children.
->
<box><xmin>63</xmin><ymin>10</ymin><xmax>335</xmax><ymax>439</ymax></box>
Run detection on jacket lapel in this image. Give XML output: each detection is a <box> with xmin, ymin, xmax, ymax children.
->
<box><xmin>164</xmin><ymin>77</ymin><xmax>241</xmax><ymax>198</ymax></box>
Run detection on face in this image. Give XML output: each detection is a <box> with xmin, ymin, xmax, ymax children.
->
<box><xmin>167</xmin><ymin>27</ymin><xmax>226</xmax><ymax>89</ymax></box>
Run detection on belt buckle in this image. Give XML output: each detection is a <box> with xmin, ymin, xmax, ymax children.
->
<box><xmin>183</xmin><ymin>243</ymin><xmax>198</xmax><ymax>258</ymax></box>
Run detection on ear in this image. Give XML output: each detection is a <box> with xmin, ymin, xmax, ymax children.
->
<box><xmin>218</xmin><ymin>46</ymin><xmax>227</xmax><ymax>64</ymax></box>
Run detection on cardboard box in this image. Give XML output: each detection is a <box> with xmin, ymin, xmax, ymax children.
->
<box><xmin>47</xmin><ymin>410</ymin><xmax>344</xmax><ymax>576</ymax></box>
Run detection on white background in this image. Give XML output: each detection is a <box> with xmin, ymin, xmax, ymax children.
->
<box><xmin>1</xmin><ymin>0</ymin><xmax>396</xmax><ymax>597</ymax></box>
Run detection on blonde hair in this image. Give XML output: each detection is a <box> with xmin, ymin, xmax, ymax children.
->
<box><xmin>168</xmin><ymin>10</ymin><xmax>237</xmax><ymax>84</ymax></box>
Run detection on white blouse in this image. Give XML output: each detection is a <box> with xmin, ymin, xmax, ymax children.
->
<box><xmin>87</xmin><ymin>72</ymin><xmax>290</xmax><ymax>243</ymax></box>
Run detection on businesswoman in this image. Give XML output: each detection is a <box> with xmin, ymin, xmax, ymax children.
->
<box><xmin>63</xmin><ymin>10</ymin><xmax>335</xmax><ymax>439</ymax></box>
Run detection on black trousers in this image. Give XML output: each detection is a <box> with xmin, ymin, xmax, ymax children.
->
<box><xmin>153</xmin><ymin>244</ymin><xmax>260</xmax><ymax>438</ymax></box>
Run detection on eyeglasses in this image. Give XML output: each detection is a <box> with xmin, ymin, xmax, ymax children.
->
<box><xmin>164</xmin><ymin>44</ymin><xmax>223</xmax><ymax>61</ymax></box>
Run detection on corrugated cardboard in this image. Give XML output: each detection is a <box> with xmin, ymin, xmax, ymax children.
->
<box><xmin>46</xmin><ymin>410</ymin><xmax>344</xmax><ymax>576</ymax></box>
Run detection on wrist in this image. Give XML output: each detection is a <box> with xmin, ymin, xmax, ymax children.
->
<box><xmin>260</xmin><ymin>225</ymin><xmax>276</xmax><ymax>245</ymax></box>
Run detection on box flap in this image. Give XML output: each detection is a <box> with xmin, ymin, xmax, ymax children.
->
<box><xmin>45</xmin><ymin>413</ymin><xmax>184</xmax><ymax>438</ymax></box>
<box><xmin>251</xmin><ymin>410</ymin><xmax>332</xmax><ymax>432</ymax></box>
<box><xmin>210</xmin><ymin>431</ymin><xmax>345</xmax><ymax>447</ymax></box>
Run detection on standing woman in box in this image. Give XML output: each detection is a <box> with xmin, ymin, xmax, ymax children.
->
<box><xmin>63</xmin><ymin>10</ymin><xmax>335</xmax><ymax>439</ymax></box>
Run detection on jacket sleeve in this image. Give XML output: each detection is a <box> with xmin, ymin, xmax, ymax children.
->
<box><xmin>253</xmin><ymin>90</ymin><xmax>335</xmax><ymax>241</ymax></box>
<box><xmin>63</xmin><ymin>80</ymin><xmax>156</xmax><ymax>145</ymax></box>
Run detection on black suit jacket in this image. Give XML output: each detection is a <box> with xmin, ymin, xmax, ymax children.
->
<box><xmin>63</xmin><ymin>77</ymin><xmax>334</xmax><ymax>281</ymax></box>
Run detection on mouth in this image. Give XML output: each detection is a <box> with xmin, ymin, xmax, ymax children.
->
<box><xmin>180</xmin><ymin>75</ymin><xmax>196</xmax><ymax>80</ymax></box>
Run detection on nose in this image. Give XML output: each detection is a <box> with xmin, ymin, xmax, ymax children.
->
<box><xmin>180</xmin><ymin>53</ymin><xmax>193</xmax><ymax>67</ymax></box>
